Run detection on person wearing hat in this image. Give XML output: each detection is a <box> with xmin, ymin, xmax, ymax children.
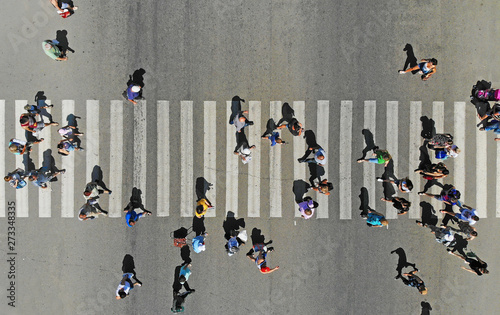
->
<box><xmin>42</xmin><ymin>40</ymin><xmax>68</xmax><ymax>61</ymax></box>
<box><xmin>401</xmin><ymin>269</ymin><xmax>427</xmax><ymax>295</ymax></box>
<box><xmin>124</xmin><ymin>84</ymin><xmax>143</xmax><ymax>105</ymax></box>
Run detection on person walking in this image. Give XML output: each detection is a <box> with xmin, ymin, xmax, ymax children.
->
<box><xmin>381</xmin><ymin>197</ymin><xmax>411</xmax><ymax>215</ymax></box>
<box><xmin>78</xmin><ymin>200</ymin><xmax>108</xmax><ymax>221</ymax></box>
<box><xmin>195</xmin><ymin>198</ymin><xmax>213</xmax><ymax>218</ymax></box>
<box><xmin>377</xmin><ymin>176</ymin><xmax>413</xmax><ymax>193</ymax></box>
<box><xmin>20</xmin><ymin>113</ymin><xmax>58</xmax><ymax>138</ymax></box>
<box><xmin>57</xmin><ymin>138</ymin><xmax>84</xmax><ymax>155</ymax></box>
<box><xmin>362</xmin><ymin>209</ymin><xmax>388</xmax><ymax>228</ymax></box>
<box><xmin>440</xmin><ymin>204</ymin><xmax>479</xmax><ymax>225</ymax></box>
<box><xmin>123</xmin><ymin>85</ymin><xmax>143</xmax><ymax>105</ymax></box>
<box><xmin>399</xmin><ymin>58</ymin><xmax>437</xmax><ymax>81</ymax></box>
<box><xmin>246</xmin><ymin>243</ymin><xmax>279</xmax><ymax>274</ymax></box>
<box><xmin>231</xmin><ymin>110</ymin><xmax>254</xmax><ymax>133</ymax></box>
<box><xmin>8</xmin><ymin>138</ymin><xmax>43</xmax><ymax>155</ymax></box>
<box><xmin>448</xmin><ymin>251</ymin><xmax>489</xmax><ymax>276</ymax></box>
<box><xmin>192</xmin><ymin>233</ymin><xmax>207</xmax><ymax>254</ymax></box>
<box><xmin>226</xmin><ymin>230</ymin><xmax>247</xmax><ymax>256</ymax></box>
<box><xmin>298</xmin><ymin>145</ymin><xmax>327</xmax><ymax>166</ymax></box>
<box><xmin>357</xmin><ymin>148</ymin><xmax>392</xmax><ymax>167</ymax></box>
<box><xmin>28</xmin><ymin>167</ymin><xmax>65</xmax><ymax>189</ymax></box>
<box><xmin>124</xmin><ymin>203</ymin><xmax>152</xmax><ymax>227</ymax></box>
<box><xmin>4</xmin><ymin>168</ymin><xmax>28</xmax><ymax>189</ymax></box>
<box><xmin>42</xmin><ymin>39</ymin><xmax>68</xmax><ymax>61</ymax></box>
<box><xmin>50</xmin><ymin>0</ymin><xmax>78</xmax><ymax>18</ymax></box>
<box><xmin>415</xmin><ymin>221</ymin><xmax>456</xmax><ymax>246</ymax></box>
<box><xmin>419</xmin><ymin>186</ymin><xmax>461</xmax><ymax>206</ymax></box>
<box><xmin>115</xmin><ymin>273</ymin><xmax>142</xmax><ymax>300</ymax></box>
<box><xmin>297</xmin><ymin>197</ymin><xmax>318</xmax><ymax>219</ymax></box>
<box><xmin>400</xmin><ymin>269</ymin><xmax>428</xmax><ymax>295</ymax></box>
<box><xmin>83</xmin><ymin>181</ymin><xmax>111</xmax><ymax>200</ymax></box>
<box><xmin>234</xmin><ymin>132</ymin><xmax>256</xmax><ymax>164</ymax></box>
<box><xmin>58</xmin><ymin>125</ymin><xmax>83</xmax><ymax>139</ymax></box>
<box><xmin>311</xmin><ymin>179</ymin><xmax>333</xmax><ymax>196</ymax></box>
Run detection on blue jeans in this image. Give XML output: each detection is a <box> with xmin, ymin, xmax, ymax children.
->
<box><xmin>485</xmin><ymin>120</ymin><xmax>500</xmax><ymax>134</ymax></box>
<box><xmin>367</xmin><ymin>158</ymin><xmax>379</xmax><ymax>163</ymax></box>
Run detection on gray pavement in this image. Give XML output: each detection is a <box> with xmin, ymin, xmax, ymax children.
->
<box><xmin>1</xmin><ymin>1</ymin><xmax>500</xmax><ymax>314</ymax></box>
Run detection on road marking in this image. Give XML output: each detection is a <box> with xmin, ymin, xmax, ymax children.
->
<box><xmin>61</xmin><ymin>100</ymin><xmax>75</xmax><ymax>218</ymax></box>
<box><xmin>385</xmin><ymin>101</ymin><xmax>398</xmax><ymax>219</ymax></box>
<box><xmin>204</xmin><ymin>101</ymin><xmax>216</xmax><ymax>217</ymax></box>
<box><xmin>226</xmin><ymin>101</ymin><xmax>239</xmax><ymax>216</ymax></box>
<box><xmin>408</xmin><ymin>101</ymin><xmax>422</xmax><ymax>219</ymax></box>
<box><xmin>453</xmin><ymin>102</ymin><xmax>466</xmax><ymax>212</ymax></box>
<box><xmin>476</xmin><ymin>123</ymin><xmax>487</xmax><ymax>218</ymax></box>
<box><xmin>15</xmin><ymin>100</ymin><xmax>28</xmax><ymax>217</ymax></box>
<box><xmin>109</xmin><ymin>100</ymin><xmax>123</xmax><ymax>218</ymax></box>
<box><xmin>431</xmin><ymin>101</ymin><xmax>444</xmax><ymax>217</ymax></box>
<box><xmin>363</xmin><ymin>101</ymin><xmax>376</xmax><ymax>212</ymax></box>
<box><xmin>270</xmin><ymin>101</ymin><xmax>282</xmax><ymax>217</ymax></box>
<box><xmin>180</xmin><ymin>101</ymin><xmax>194</xmax><ymax>217</ymax></box>
<box><xmin>339</xmin><ymin>101</ymin><xmax>352</xmax><ymax>220</ymax></box>
<box><xmin>38</xmin><ymin>100</ymin><xmax>51</xmax><ymax>217</ymax></box>
<box><xmin>316</xmin><ymin>100</ymin><xmax>329</xmax><ymax>219</ymax></box>
<box><xmin>248</xmin><ymin>101</ymin><xmax>261</xmax><ymax>217</ymax></box>
<box><xmin>134</xmin><ymin>100</ymin><xmax>147</xmax><ymax>208</ymax></box>
<box><xmin>86</xmin><ymin>100</ymin><xmax>99</xmax><ymax>183</ymax></box>
<box><xmin>294</xmin><ymin>101</ymin><xmax>306</xmax><ymax>217</ymax></box>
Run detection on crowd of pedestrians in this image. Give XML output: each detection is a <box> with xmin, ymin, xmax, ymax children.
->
<box><xmin>6</xmin><ymin>2</ymin><xmax>494</xmax><ymax>312</ymax></box>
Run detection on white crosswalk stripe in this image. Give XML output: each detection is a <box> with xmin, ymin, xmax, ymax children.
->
<box><xmin>61</xmin><ymin>100</ymin><xmax>75</xmax><ymax>218</ymax></box>
<box><xmin>203</xmin><ymin>101</ymin><xmax>216</xmax><ymax>218</ymax></box>
<box><xmin>1</xmin><ymin>99</ymin><xmax>498</xmax><ymax>222</ymax></box>
<box><xmin>247</xmin><ymin>101</ymin><xmax>261</xmax><ymax>218</ymax></box>
<box><xmin>269</xmin><ymin>101</ymin><xmax>282</xmax><ymax>218</ymax></box>
<box><xmin>109</xmin><ymin>100</ymin><xmax>124</xmax><ymax>218</ymax></box>
<box><xmin>15</xmin><ymin>100</ymin><xmax>29</xmax><ymax>217</ymax></box>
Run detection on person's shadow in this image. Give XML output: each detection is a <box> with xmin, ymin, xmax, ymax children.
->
<box><xmin>420</xmin><ymin>116</ymin><xmax>436</xmax><ymax>140</ymax></box>
<box><xmin>56</xmin><ymin>30</ymin><xmax>74</xmax><ymax>55</ymax></box>
<box><xmin>42</xmin><ymin>149</ymin><xmax>60</xmax><ymax>181</ymax></box>
<box><xmin>125</xmin><ymin>187</ymin><xmax>146</xmax><ymax>211</ymax></box>
<box><xmin>360</xmin><ymin>129</ymin><xmax>376</xmax><ymax>160</ymax></box>
<box><xmin>359</xmin><ymin>187</ymin><xmax>370</xmax><ymax>217</ymax></box>
<box><xmin>195</xmin><ymin>177</ymin><xmax>212</xmax><ymax>201</ymax></box>
<box><xmin>417</xmin><ymin>143</ymin><xmax>431</xmax><ymax>173</ymax></box>
<box><xmin>380</xmin><ymin>161</ymin><xmax>396</xmax><ymax>198</ymax></box>
<box><xmin>402</xmin><ymin>44</ymin><xmax>418</xmax><ymax>73</ymax></box>
<box><xmin>298</xmin><ymin>130</ymin><xmax>320</xmax><ymax>161</ymax></box>
<box><xmin>292</xmin><ymin>179</ymin><xmax>310</xmax><ymax>203</ymax></box>
<box><xmin>63</xmin><ymin>114</ymin><xmax>83</xmax><ymax>148</ymax></box>
<box><xmin>420</xmin><ymin>201</ymin><xmax>438</xmax><ymax>226</ymax></box>
<box><xmin>229</xmin><ymin>95</ymin><xmax>245</xmax><ymax>124</ymax></box>
<box><xmin>34</xmin><ymin>91</ymin><xmax>54</xmax><ymax>123</ymax></box>
<box><xmin>91</xmin><ymin>165</ymin><xmax>111</xmax><ymax>192</ymax></box>
<box><xmin>249</xmin><ymin>228</ymin><xmax>272</xmax><ymax>247</ymax></box>
<box><xmin>222</xmin><ymin>211</ymin><xmax>245</xmax><ymax>240</ymax></box>
<box><xmin>308</xmin><ymin>163</ymin><xmax>325</xmax><ymax>187</ymax></box>
<box><xmin>181</xmin><ymin>245</ymin><xmax>191</xmax><ymax>265</ymax></box>
<box><xmin>234</xmin><ymin>129</ymin><xmax>251</xmax><ymax>151</ymax></box>
<box><xmin>261</xmin><ymin>118</ymin><xmax>277</xmax><ymax>138</ymax></box>
<box><xmin>391</xmin><ymin>247</ymin><xmax>417</xmax><ymax>279</ymax></box>
<box><xmin>420</xmin><ymin>301</ymin><xmax>432</xmax><ymax>315</ymax></box>
<box><xmin>447</xmin><ymin>235</ymin><xmax>469</xmax><ymax>261</ymax></box>
<box><xmin>276</xmin><ymin>102</ymin><xmax>295</xmax><ymax>126</ymax></box>
<box><xmin>127</xmin><ymin>68</ymin><xmax>146</xmax><ymax>87</ymax></box>
<box><xmin>440</xmin><ymin>203</ymin><xmax>456</xmax><ymax>226</ymax></box>
<box><xmin>23</xmin><ymin>153</ymin><xmax>36</xmax><ymax>174</ymax></box>
<box><xmin>122</xmin><ymin>254</ymin><xmax>142</xmax><ymax>285</ymax></box>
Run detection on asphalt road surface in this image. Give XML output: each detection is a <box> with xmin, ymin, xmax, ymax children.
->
<box><xmin>0</xmin><ymin>1</ymin><xmax>499</xmax><ymax>314</ymax></box>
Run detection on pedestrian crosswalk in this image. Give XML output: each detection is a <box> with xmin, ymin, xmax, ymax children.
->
<box><xmin>0</xmin><ymin>99</ymin><xmax>498</xmax><ymax>220</ymax></box>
